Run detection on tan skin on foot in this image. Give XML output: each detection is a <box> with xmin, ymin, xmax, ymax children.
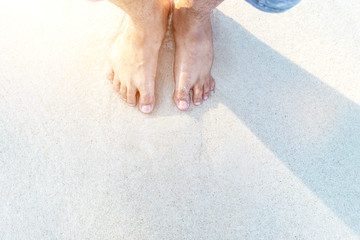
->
<box><xmin>172</xmin><ymin>7</ymin><xmax>216</xmax><ymax>110</ymax></box>
<box><xmin>172</xmin><ymin>0</ymin><xmax>224</xmax><ymax>110</ymax></box>
<box><xmin>107</xmin><ymin>0</ymin><xmax>169</xmax><ymax>113</ymax></box>
<box><xmin>106</xmin><ymin>0</ymin><xmax>223</xmax><ymax>113</ymax></box>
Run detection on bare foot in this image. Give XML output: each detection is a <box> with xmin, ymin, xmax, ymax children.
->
<box><xmin>172</xmin><ymin>8</ymin><xmax>216</xmax><ymax>111</ymax></box>
<box><xmin>107</xmin><ymin>1</ymin><xmax>169</xmax><ymax>113</ymax></box>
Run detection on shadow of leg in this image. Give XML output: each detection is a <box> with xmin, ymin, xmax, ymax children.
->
<box><xmin>211</xmin><ymin>9</ymin><xmax>360</xmax><ymax>234</ymax></box>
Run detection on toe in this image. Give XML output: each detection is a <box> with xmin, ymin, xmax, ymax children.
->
<box><xmin>210</xmin><ymin>76</ymin><xmax>216</xmax><ymax>91</ymax></box>
<box><xmin>174</xmin><ymin>87</ymin><xmax>191</xmax><ymax>111</ymax></box>
<box><xmin>120</xmin><ymin>83</ymin><xmax>127</xmax><ymax>101</ymax></box>
<box><xmin>127</xmin><ymin>87</ymin><xmax>137</xmax><ymax>107</ymax></box>
<box><xmin>192</xmin><ymin>85</ymin><xmax>203</xmax><ymax>106</ymax></box>
<box><xmin>203</xmin><ymin>81</ymin><xmax>210</xmax><ymax>100</ymax></box>
<box><xmin>139</xmin><ymin>90</ymin><xmax>155</xmax><ymax>114</ymax></box>
<box><xmin>113</xmin><ymin>76</ymin><xmax>120</xmax><ymax>92</ymax></box>
<box><xmin>106</xmin><ymin>68</ymin><xmax>114</xmax><ymax>81</ymax></box>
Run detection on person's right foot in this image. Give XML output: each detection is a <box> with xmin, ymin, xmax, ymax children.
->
<box><xmin>107</xmin><ymin>1</ymin><xmax>169</xmax><ymax>114</ymax></box>
<box><xmin>172</xmin><ymin>8</ymin><xmax>216</xmax><ymax>111</ymax></box>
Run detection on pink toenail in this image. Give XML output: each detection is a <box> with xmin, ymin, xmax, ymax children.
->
<box><xmin>194</xmin><ymin>101</ymin><xmax>201</xmax><ymax>106</ymax></box>
<box><xmin>178</xmin><ymin>100</ymin><xmax>189</xmax><ymax>110</ymax></box>
<box><xmin>141</xmin><ymin>105</ymin><xmax>152</xmax><ymax>113</ymax></box>
<box><xmin>204</xmin><ymin>95</ymin><xmax>208</xmax><ymax>100</ymax></box>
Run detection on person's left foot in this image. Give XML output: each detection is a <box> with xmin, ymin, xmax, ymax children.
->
<box><xmin>172</xmin><ymin>8</ymin><xmax>216</xmax><ymax>111</ymax></box>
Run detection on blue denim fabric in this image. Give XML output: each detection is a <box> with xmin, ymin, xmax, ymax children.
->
<box><xmin>245</xmin><ymin>0</ymin><xmax>301</xmax><ymax>13</ymax></box>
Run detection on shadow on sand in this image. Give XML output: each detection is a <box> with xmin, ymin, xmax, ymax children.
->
<box><xmin>207</xmin><ymin>9</ymin><xmax>360</xmax><ymax>234</ymax></box>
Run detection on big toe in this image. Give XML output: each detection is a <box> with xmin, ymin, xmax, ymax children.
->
<box><xmin>174</xmin><ymin>88</ymin><xmax>190</xmax><ymax>111</ymax></box>
<box><xmin>139</xmin><ymin>90</ymin><xmax>155</xmax><ymax>114</ymax></box>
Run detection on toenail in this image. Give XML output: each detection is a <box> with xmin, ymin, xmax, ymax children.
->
<box><xmin>194</xmin><ymin>101</ymin><xmax>201</xmax><ymax>106</ymax></box>
<box><xmin>203</xmin><ymin>95</ymin><xmax>208</xmax><ymax>100</ymax></box>
<box><xmin>141</xmin><ymin>105</ymin><xmax>152</xmax><ymax>113</ymax></box>
<box><xmin>178</xmin><ymin>100</ymin><xmax>189</xmax><ymax>110</ymax></box>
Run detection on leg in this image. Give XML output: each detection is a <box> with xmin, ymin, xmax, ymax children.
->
<box><xmin>172</xmin><ymin>0</ymin><xmax>223</xmax><ymax>110</ymax></box>
<box><xmin>107</xmin><ymin>0</ymin><xmax>170</xmax><ymax>113</ymax></box>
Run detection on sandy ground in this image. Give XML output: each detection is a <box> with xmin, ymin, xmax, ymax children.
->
<box><xmin>1</xmin><ymin>0</ymin><xmax>360</xmax><ymax>239</ymax></box>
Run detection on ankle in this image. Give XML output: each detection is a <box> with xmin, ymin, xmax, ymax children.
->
<box><xmin>130</xmin><ymin>3</ymin><xmax>168</xmax><ymax>30</ymax></box>
<box><xmin>173</xmin><ymin>7</ymin><xmax>211</xmax><ymax>25</ymax></box>
<box><xmin>173</xmin><ymin>8</ymin><xmax>211</xmax><ymax>35</ymax></box>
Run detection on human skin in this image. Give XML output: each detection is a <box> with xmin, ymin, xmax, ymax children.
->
<box><xmin>105</xmin><ymin>0</ymin><xmax>223</xmax><ymax>113</ymax></box>
<box><xmin>172</xmin><ymin>0</ymin><xmax>223</xmax><ymax>110</ymax></box>
<box><xmin>106</xmin><ymin>0</ymin><xmax>170</xmax><ymax>113</ymax></box>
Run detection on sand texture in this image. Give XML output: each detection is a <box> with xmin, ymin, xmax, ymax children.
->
<box><xmin>1</xmin><ymin>0</ymin><xmax>360</xmax><ymax>239</ymax></box>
